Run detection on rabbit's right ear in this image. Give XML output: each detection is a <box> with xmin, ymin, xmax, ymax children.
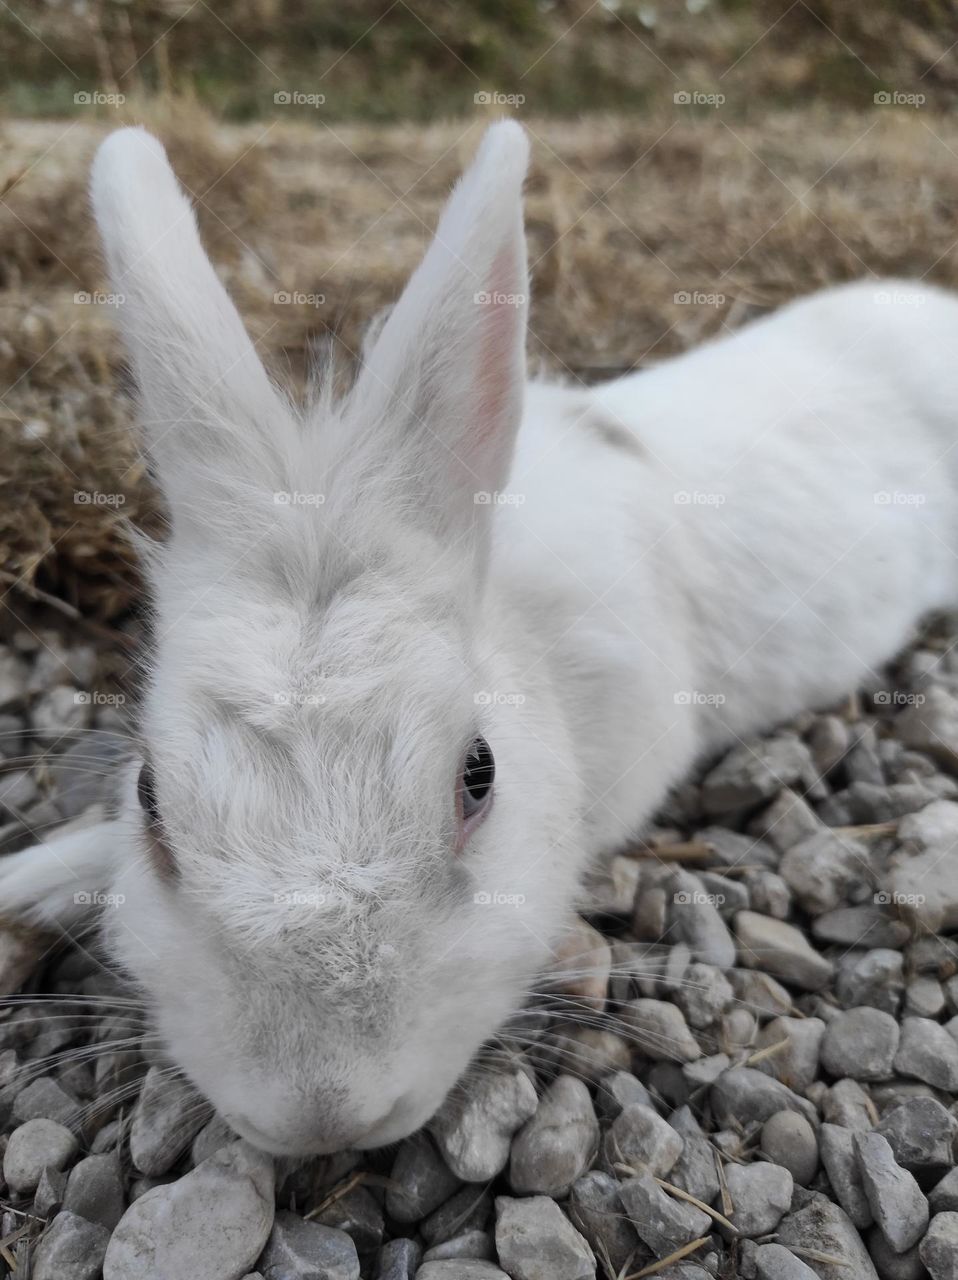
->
<box><xmin>91</xmin><ymin>128</ymin><xmax>294</xmax><ymax>524</ymax></box>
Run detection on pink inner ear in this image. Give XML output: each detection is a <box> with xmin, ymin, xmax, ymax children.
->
<box><xmin>472</xmin><ymin>243</ymin><xmax>524</xmax><ymax>462</ymax></box>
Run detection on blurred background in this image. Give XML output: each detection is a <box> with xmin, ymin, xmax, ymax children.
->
<box><xmin>1</xmin><ymin>0</ymin><xmax>957</xmax><ymax>630</ymax></box>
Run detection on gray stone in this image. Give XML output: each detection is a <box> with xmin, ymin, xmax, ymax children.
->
<box><xmin>779</xmin><ymin>831</ymin><xmax>867</xmax><ymax>916</ymax></box>
<box><xmin>257</xmin><ymin>1211</ymin><xmax>361</xmax><ymax>1280</ymax></box>
<box><xmin>710</xmin><ymin>1067</ymin><xmax>818</xmax><ymax>1131</ymax></box>
<box><xmin>417</xmin><ymin>1265</ymin><xmax>508</xmax><ymax>1280</ymax></box>
<box><xmin>821</xmin><ymin>1007</ymin><xmax>900</xmax><ymax>1081</ymax></box>
<box><xmin>724</xmin><ymin>1161</ymin><xmax>793</xmax><ymax>1237</ymax></box>
<box><xmin>621</xmin><ymin>998</ymin><xmax>701</xmax><ymax>1062</ymax></box>
<box><xmin>754</xmin><ymin>1016</ymin><xmax>824</xmax><ymax>1093</ymax></box>
<box><xmin>727</xmin><ymin>969</ymin><xmax>794</xmax><ymax>1019</ymax></box>
<box><xmin>777</xmin><ymin>1195</ymin><xmax>880</xmax><ymax>1280</ymax></box>
<box><xmin>904</xmin><ymin>976</ymin><xmax>946</xmax><ymax>1019</ymax></box>
<box><xmin>387</xmin><ymin>1132</ymin><xmax>460</xmax><ymax>1224</ymax></box>
<box><xmin>683</xmin><ymin>1052</ymin><xmax>730</xmax><ymax>1092</ymax></box>
<box><xmin>191</xmin><ymin>1114</ymin><xmax>237</xmax><ymax>1166</ymax></box>
<box><xmin>13</xmin><ymin>1075</ymin><xmax>78</xmax><ymax>1126</ymax></box>
<box><xmin>669</xmin><ymin>872</ymin><xmax>737</xmax><ymax>968</ymax></box>
<box><xmin>33</xmin><ymin>1164</ymin><xmax>67</xmax><ymax>1217</ymax></box>
<box><xmin>495</xmin><ymin>1195</ymin><xmax>596</xmax><ymax>1280</ymax></box>
<box><xmin>743</xmin><ymin>868</ymin><xmax>791</xmax><ymax>919</ymax></box>
<box><xmin>618</xmin><ymin>1170</ymin><xmax>711</xmax><ymax>1257</ymax></box>
<box><xmin>30</xmin><ymin>685</ymin><xmax>92</xmax><ymax>744</ymax></box>
<box><xmin>3</xmin><ymin>1117</ymin><xmax>78</xmax><ymax>1193</ymax></box>
<box><xmin>605</xmin><ymin>1102</ymin><xmax>684</xmax><ymax>1178</ymax></box>
<box><xmin>674</xmin><ymin>963</ymin><xmax>734</xmax><ymax>1029</ymax></box>
<box><xmin>701</xmin><ymin>735</ymin><xmax>814</xmax><ymax>815</ymax></box>
<box><xmin>895</xmin><ymin>1017</ymin><xmax>958</xmax><ymax>1090</ymax></box>
<box><xmin>0</xmin><ymin>769</ymin><xmax>39</xmax><ymax>817</ymax></box>
<box><xmin>809</xmin><ymin>715</ymin><xmax>850</xmax><ymax>777</ymax></box>
<box><xmin>697</xmin><ymin>825</ymin><xmax>779</xmax><ymax>869</ymax></box>
<box><xmin>855</xmin><ymin>1131</ymin><xmax>929</xmax><ymax>1253</ymax></box>
<box><xmin>836</xmin><ymin>950</ymin><xmax>905</xmax><ymax>1015</ymax></box>
<box><xmin>760</xmin><ymin>1112</ymin><xmax>819</xmax><ymax>1186</ymax></box>
<box><xmin>509</xmin><ymin>1074</ymin><xmax>599</xmax><ymax>1197</ymax></box>
<box><xmin>421</xmin><ymin>1185</ymin><xmax>491</xmax><ymax>1247</ymax></box>
<box><xmin>823</xmin><ymin>1078</ymin><xmax>875</xmax><ymax>1132</ymax></box>
<box><xmin>754</xmin><ymin>1242</ymin><xmax>820</xmax><ymax>1280</ymax></box>
<box><xmin>103</xmin><ymin>1141</ymin><xmax>275</xmax><ymax>1280</ymax></box>
<box><xmin>668</xmin><ymin>1106</ymin><xmax>720</xmax><ymax>1204</ymax></box>
<box><xmin>930</xmin><ymin>1168</ymin><xmax>958</xmax><ymax>1214</ymax></box>
<box><xmin>431</xmin><ymin>1065</ymin><xmax>537</xmax><ymax>1181</ymax></box>
<box><xmin>129</xmin><ymin>1065</ymin><xmax>213</xmax><ymax>1176</ymax></box>
<box><xmin>920</xmin><ymin>1210</ymin><xmax>958</xmax><ymax>1280</ymax></box>
<box><xmin>865</xmin><ymin>1226</ymin><xmax>926</xmax><ymax>1280</ymax></box>
<box><xmin>421</xmin><ymin>1230</ymin><xmax>494</xmax><ymax>1261</ymax></box>
<box><xmin>735</xmin><ymin>912</ymin><xmax>833</xmax><ymax>991</ymax></box>
<box><xmin>875</xmin><ymin>1097</ymin><xmax>958</xmax><ymax>1178</ymax></box>
<box><xmin>31</xmin><ymin>1209</ymin><xmax>110</xmax><ymax>1280</ymax></box>
<box><xmin>754</xmin><ymin>787</ymin><xmax>823</xmax><ymax>853</ymax></box>
<box><xmin>812</xmin><ymin>905</ymin><xmax>910</xmax><ymax>950</ymax></box>
<box><xmin>568</xmin><ymin>1171</ymin><xmax>641</xmax><ymax>1274</ymax></box>
<box><xmin>376</xmin><ymin>1238</ymin><xmax>421</xmax><ymax>1280</ymax></box>
<box><xmin>62</xmin><ymin>1151</ymin><xmax>125</xmax><ymax>1230</ymax></box>
<box><xmin>819</xmin><ymin>1123</ymin><xmax>873</xmax><ymax>1229</ymax></box>
<box><xmin>594</xmin><ymin>1071</ymin><xmax>653</xmax><ymax>1122</ymax></box>
<box><xmin>311</xmin><ymin>1186</ymin><xmax>383</xmax><ymax>1262</ymax></box>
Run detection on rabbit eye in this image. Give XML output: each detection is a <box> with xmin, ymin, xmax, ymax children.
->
<box><xmin>137</xmin><ymin>763</ymin><xmax>161</xmax><ymax>825</ymax></box>
<box><xmin>461</xmin><ymin>736</ymin><xmax>495</xmax><ymax>820</ymax></box>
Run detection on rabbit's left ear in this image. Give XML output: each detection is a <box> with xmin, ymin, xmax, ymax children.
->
<box><xmin>350</xmin><ymin>122</ymin><xmax>529</xmax><ymax>541</ymax></box>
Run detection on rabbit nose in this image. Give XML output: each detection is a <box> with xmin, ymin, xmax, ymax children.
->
<box><xmin>225</xmin><ymin>1093</ymin><xmax>420</xmax><ymax>1156</ymax></box>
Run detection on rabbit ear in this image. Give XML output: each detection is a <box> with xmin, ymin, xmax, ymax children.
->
<box><xmin>350</xmin><ymin>122</ymin><xmax>530</xmax><ymax>547</ymax></box>
<box><xmin>90</xmin><ymin>128</ymin><xmax>294</xmax><ymax>520</ymax></box>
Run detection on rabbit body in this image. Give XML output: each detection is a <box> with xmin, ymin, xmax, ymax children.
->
<box><xmin>2</xmin><ymin>123</ymin><xmax>957</xmax><ymax>1155</ymax></box>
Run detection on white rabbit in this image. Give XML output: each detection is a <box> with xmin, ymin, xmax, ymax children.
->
<box><xmin>3</xmin><ymin>121</ymin><xmax>957</xmax><ymax>1155</ymax></box>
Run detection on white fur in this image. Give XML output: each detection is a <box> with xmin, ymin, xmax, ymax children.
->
<box><xmin>3</xmin><ymin>125</ymin><xmax>957</xmax><ymax>1154</ymax></box>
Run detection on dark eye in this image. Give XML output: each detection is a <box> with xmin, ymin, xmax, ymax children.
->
<box><xmin>137</xmin><ymin>763</ymin><xmax>161</xmax><ymax>825</ymax></box>
<box><xmin>461</xmin><ymin>736</ymin><xmax>495</xmax><ymax>819</ymax></box>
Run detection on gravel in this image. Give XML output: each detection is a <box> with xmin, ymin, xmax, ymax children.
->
<box><xmin>1</xmin><ymin>629</ymin><xmax>958</xmax><ymax>1277</ymax></box>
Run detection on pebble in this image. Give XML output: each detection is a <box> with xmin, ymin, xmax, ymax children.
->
<box><xmin>920</xmin><ymin>1211</ymin><xmax>958</xmax><ymax>1280</ymax></box>
<box><xmin>31</xmin><ymin>1208</ymin><xmax>110</xmax><ymax>1280</ymax></box>
<box><xmin>669</xmin><ymin>1106</ymin><xmax>720</xmax><ymax>1204</ymax></box>
<box><xmin>865</xmin><ymin>1225</ymin><xmax>926</xmax><ymax>1280</ymax></box>
<box><xmin>904</xmin><ymin>976</ymin><xmax>946</xmax><ymax>1019</ymax></box>
<box><xmin>33</xmin><ymin>1164</ymin><xmax>67</xmax><ymax>1217</ymax></box>
<box><xmin>567</xmin><ymin>1171</ymin><xmax>641</xmax><ymax>1273</ymax></box>
<box><xmin>3</xmin><ymin>1117</ymin><xmax>78</xmax><ymax>1193</ymax></box>
<box><xmin>808</xmin><ymin>715</ymin><xmax>849</xmax><ymax>776</ymax></box>
<box><xmin>430</xmin><ymin>1065</ymin><xmax>538</xmax><ymax>1181</ymax></box>
<box><xmin>30</xmin><ymin>685</ymin><xmax>91</xmax><ymax>744</ymax></box>
<box><xmin>854</xmin><ymin>1131</ymin><xmax>929</xmax><ymax>1253</ymax></box>
<box><xmin>753</xmin><ymin>1242</ymin><xmax>820</xmax><ymax>1280</ymax></box>
<box><xmin>724</xmin><ymin>1161</ymin><xmax>793</xmax><ymax>1237</ymax></box>
<box><xmin>811</xmin><ymin>905</ymin><xmax>910</xmax><ymax>950</ymax></box>
<box><xmin>930</xmin><ymin>1169</ymin><xmax>958</xmax><ymax>1214</ymax></box>
<box><xmin>191</xmin><ymin>1114</ymin><xmax>237</xmax><ymax>1165</ymax></box>
<box><xmin>753</xmin><ymin>787</ymin><xmax>822</xmax><ymax>853</ymax></box>
<box><xmin>710</xmin><ymin>1067</ymin><xmax>818</xmax><ymax>1130</ymax></box>
<box><xmin>742</xmin><ymin>867</ymin><xmax>791</xmax><ymax>919</ymax></box>
<box><xmin>822</xmin><ymin>1078</ymin><xmax>875</xmax><ymax>1131</ymax></box>
<box><xmin>735</xmin><ymin>912</ymin><xmax>833</xmax><ymax>991</ymax></box>
<box><xmin>312</xmin><ymin>1186</ymin><xmax>383</xmax><ymax>1263</ymax></box>
<box><xmin>103</xmin><ymin>1141</ymin><xmax>276</xmax><ymax>1280</ymax></box>
<box><xmin>387</xmin><ymin>1133</ymin><xmax>460</xmax><ymax>1224</ymax></box>
<box><xmin>421</xmin><ymin>1228</ymin><xmax>495</xmax><ymax>1261</ymax></box>
<box><xmin>258</xmin><ymin>1211</ymin><xmax>361</xmax><ymax>1280</ymax></box>
<box><xmin>548</xmin><ymin>917</ymin><xmax>612</xmax><ymax>1010</ymax></box>
<box><xmin>376</xmin><ymin>1238</ymin><xmax>422</xmax><ymax>1279</ymax></box>
<box><xmin>62</xmin><ymin>1151</ymin><xmax>125</xmax><ymax>1230</ymax></box>
<box><xmin>875</xmin><ymin>1097</ymin><xmax>958</xmax><ymax>1179</ymax></box>
<box><xmin>12</xmin><ymin>1075</ymin><xmax>78</xmax><ymax>1126</ymax></box>
<box><xmin>819</xmin><ymin>1123</ymin><xmax>873</xmax><ymax>1229</ymax></box>
<box><xmin>594</xmin><ymin>1071</ymin><xmax>653</xmax><ymax>1122</ymax></box>
<box><xmin>701</xmin><ymin>735</ymin><xmax>814</xmax><ymax>814</ymax></box>
<box><xmin>753</xmin><ymin>1016</ymin><xmax>825</xmax><ymax>1093</ymax></box>
<box><xmin>674</xmin><ymin>962</ymin><xmax>734</xmax><ymax>1029</ymax></box>
<box><xmin>821</xmin><ymin>1007</ymin><xmax>900</xmax><ymax>1081</ymax></box>
<box><xmin>727</xmin><ymin>969</ymin><xmax>794</xmax><ymax>1019</ymax></box>
<box><xmin>129</xmin><ymin>1065</ymin><xmax>213</xmax><ymax>1176</ymax></box>
<box><xmin>618</xmin><ymin>1170</ymin><xmax>711</xmax><ymax>1257</ymax></box>
<box><xmin>835</xmin><ymin>950</ymin><xmax>904</xmax><ymax>1015</ymax></box>
<box><xmin>509</xmin><ymin>1075</ymin><xmax>599</xmax><ymax>1197</ymax></box>
<box><xmin>894</xmin><ymin>1017</ymin><xmax>958</xmax><ymax>1090</ymax></box>
<box><xmin>777</xmin><ymin>1195</ymin><xmax>880</xmax><ymax>1280</ymax></box>
<box><xmin>621</xmin><ymin>998</ymin><xmax>701</xmax><ymax>1062</ymax></box>
<box><xmin>779</xmin><ymin>831</ymin><xmax>867</xmax><ymax>916</ymax></box>
<box><xmin>417</xmin><ymin>1264</ymin><xmax>508</xmax><ymax>1280</ymax></box>
<box><xmin>760</xmin><ymin>1112</ymin><xmax>819</xmax><ymax>1185</ymax></box>
<box><xmin>541</xmin><ymin>1023</ymin><xmax>631</xmax><ymax>1082</ymax></box>
<box><xmin>421</xmin><ymin>1185</ymin><xmax>491</xmax><ymax>1247</ymax></box>
<box><xmin>669</xmin><ymin>871</ymin><xmax>737</xmax><ymax>967</ymax></box>
<box><xmin>494</xmin><ymin>1195</ymin><xmax>596</xmax><ymax>1280</ymax></box>
<box><xmin>605</xmin><ymin>1102</ymin><xmax>684</xmax><ymax>1178</ymax></box>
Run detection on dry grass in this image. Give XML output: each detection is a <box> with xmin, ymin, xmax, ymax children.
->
<box><xmin>4</xmin><ymin>96</ymin><xmax>958</xmax><ymax>621</ymax></box>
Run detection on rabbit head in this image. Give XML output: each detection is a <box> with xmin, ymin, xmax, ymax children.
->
<box><xmin>92</xmin><ymin>123</ymin><xmax>584</xmax><ymax>1154</ymax></box>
